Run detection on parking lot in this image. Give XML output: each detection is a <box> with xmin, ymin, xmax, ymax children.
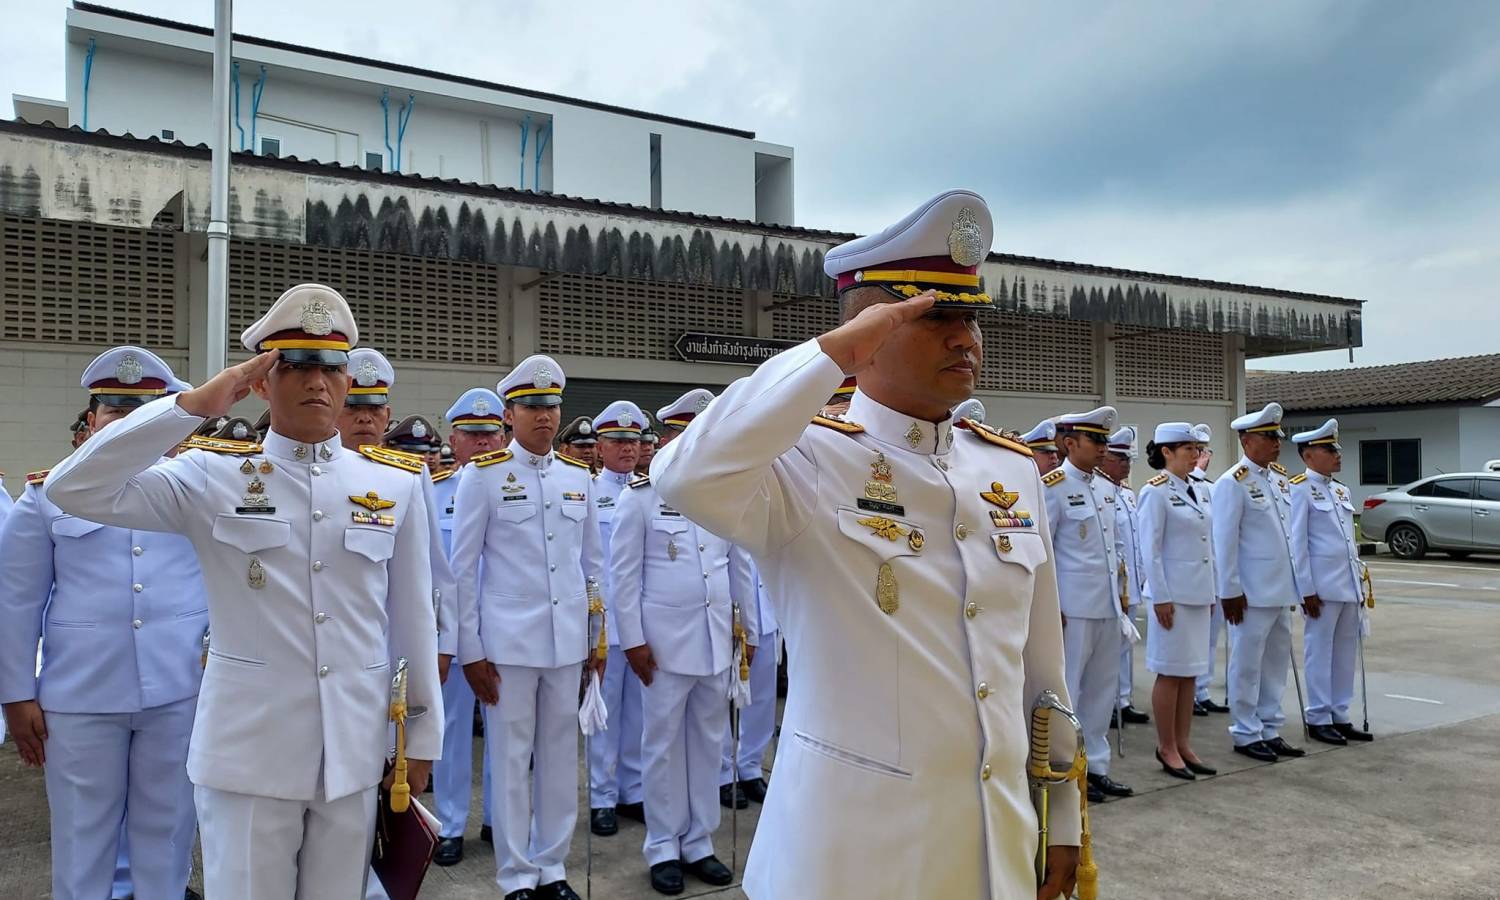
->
<box><xmin>1</xmin><ymin>553</ymin><xmax>1497</xmax><ymax>899</ymax></box>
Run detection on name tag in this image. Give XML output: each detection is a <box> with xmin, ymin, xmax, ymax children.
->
<box><xmin>857</xmin><ymin>498</ymin><xmax>905</xmax><ymax>517</ymax></box>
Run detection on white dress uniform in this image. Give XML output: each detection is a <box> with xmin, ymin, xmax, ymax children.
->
<box><xmin>587</xmin><ymin>400</ymin><xmax>648</xmax><ymax>815</ymax></box>
<box><xmin>1212</xmin><ymin>404</ymin><xmax>1299</xmax><ymax>749</ymax></box>
<box><xmin>432</xmin><ymin>388</ymin><xmax>502</xmax><ymax>844</ymax></box>
<box><xmin>1104</xmin><ymin>426</ymin><xmax>1145</xmax><ymax>710</ymax></box>
<box><xmin>1020</xmin><ymin>419</ymin><xmax>1058</xmax><ymax>457</ymax></box>
<box><xmin>612</xmin><ymin>441</ymin><xmax>758</xmax><ymax>868</ymax></box>
<box><xmin>651</xmin><ymin>187</ymin><xmax>1086</xmax><ymax>900</ymax></box>
<box><xmin>1288</xmin><ymin>420</ymin><xmax>1365</xmax><ymax>728</ymax></box>
<box><xmin>1043</xmin><ymin>410</ymin><xmax>1127</xmax><ymax>781</ymax></box>
<box><xmin>0</xmin><ymin>347</ymin><xmax>205</xmax><ymax>900</ymax></box>
<box><xmin>1137</xmin><ymin>427</ymin><xmax>1217</xmax><ymax>677</ymax></box>
<box><xmin>721</xmin><ymin>558</ymin><xmax>780</xmax><ymax>787</ymax></box>
<box><xmin>1190</xmin><ymin>423</ymin><xmax>1226</xmax><ymax>704</ymax></box>
<box><xmin>44</xmin><ymin>287</ymin><xmax>443</xmax><ymax>900</ymax></box>
<box><xmin>451</xmin><ymin>355</ymin><xmax>604</xmax><ymax>897</ymax></box>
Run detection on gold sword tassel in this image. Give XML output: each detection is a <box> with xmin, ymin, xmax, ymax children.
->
<box><xmin>389</xmin><ymin>658</ymin><xmax>410</xmax><ymax>813</ymax></box>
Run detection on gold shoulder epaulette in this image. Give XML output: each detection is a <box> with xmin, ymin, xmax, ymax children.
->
<box><xmin>1270</xmin><ymin>461</ymin><xmax>1288</xmax><ymax>475</ymax></box>
<box><xmin>360</xmin><ymin>446</ymin><xmax>424</xmax><ymax>473</ymax></box>
<box><xmin>26</xmin><ymin>468</ymin><xmax>50</xmax><ymax>486</ymax></box>
<box><xmin>811</xmin><ymin>414</ymin><xmax>864</xmax><ymax>434</ymax></box>
<box><xmin>556</xmin><ymin>453</ymin><xmax>591</xmax><ymax>470</ymax></box>
<box><xmin>431</xmin><ymin>469</ymin><xmax>455</xmax><ymax>484</ymax></box>
<box><xmin>1042</xmin><ymin>469</ymin><xmax>1066</xmax><ymax>487</ymax></box>
<box><xmin>179</xmin><ymin>434</ymin><xmax>261</xmax><ymax>455</ymax></box>
<box><xmin>628</xmin><ymin>476</ymin><xmax>651</xmax><ymax>489</ymax></box>
<box><xmin>373</xmin><ymin>446</ymin><xmax>425</xmax><ymax>465</ymax></box>
<box><xmin>965</xmin><ymin>420</ymin><xmax>1035</xmax><ymax>457</ymax></box>
<box><xmin>1233</xmin><ymin>465</ymin><xmax>1249</xmax><ymax>481</ymax></box>
<box><xmin>1148</xmin><ymin>473</ymin><xmax>1168</xmax><ymax>486</ymax></box>
<box><xmin>473</xmin><ymin>449</ymin><xmax>513</xmax><ymax>468</ymax></box>
<box><xmin>1289</xmin><ymin>473</ymin><xmax>1307</xmax><ymax>484</ymax></box>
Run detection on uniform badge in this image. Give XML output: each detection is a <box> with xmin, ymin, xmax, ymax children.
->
<box><xmin>989</xmin><ymin>510</ymin><xmax>1035</xmax><ymax>528</ymax></box>
<box><xmin>996</xmin><ymin>534</ymin><xmax>1013</xmax><ymax>553</ymax></box>
<box><xmin>474</xmin><ymin>398</ymin><xmax>491</xmax><ymax>416</ymax></box>
<box><xmin>246</xmin><ymin>477</ymin><xmax>266</xmax><ymax>494</ymax></box>
<box><xmin>667</xmin><ymin>539</ymin><xmax>680</xmax><ymax>561</ymax></box>
<box><xmin>948</xmin><ymin>206</ymin><xmax>984</xmax><ymax>267</ymax></box>
<box><xmin>299</xmin><ymin>298</ymin><xmax>335</xmax><ymax>335</ymax></box>
<box><xmin>908</xmin><ymin>530</ymin><xmax>925</xmax><ymax>552</ymax></box>
<box><xmin>350</xmin><ymin>491</ymin><xmax>397</xmax><ymax>511</ymax></box>
<box><xmin>259</xmin><ymin>460</ymin><xmax>274</xmax><ymax>474</ymax></box>
<box><xmin>237</xmin><ymin>495</ymin><xmax>274</xmax><ymax>514</ymax></box>
<box><xmin>1079</xmin><ymin>521</ymin><xmax>1088</xmax><ymax>540</ymax></box>
<box><xmin>248</xmin><ymin>556</ymin><xmax>267</xmax><ymax>589</ymax></box>
<box><xmin>115</xmin><ymin>354</ymin><xmax>144</xmax><ymax>385</ymax></box>
<box><xmin>352</xmin><ymin>511</ymin><xmax>396</xmax><ymax>526</ymax></box>
<box><xmin>864</xmin><ymin>452</ymin><xmax>898</xmax><ymax>503</ymax></box>
<box><xmin>905</xmin><ymin>423</ymin><xmax>923</xmax><ymax>449</ymax></box>
<box><xmin>876</xmin><ymin>563</ymin><xmax>899</xmax><ymax>615</ymax></box>
<box><xmin>980</xmin><ymin>482</ymin><xmax>1020</xmax><ymax>509</ymax></box>
<box><xmin>856</xmin><ymin>515</ymin><xmax>909</xmax><ymax>542</ymax></box>
<box><xmin>240</xmin><ymin>459</ymin><xmax>255</xmax><ymax>474</ymax></box>
<box><xmin>354</xmin><ymin>359</ymin><xmax>380</xmax><ymax>386</ymax></box>
<box><xmin>320</xmin><ymin>444</ymin><xmax>334</xmax><ymax>461</ymax></box>
<box><xmin>507</xmin><ymin>472</ymin><xmax>517</xmax><ymax>482</ymax></box>
<box><xmin>294</xmin><ymin>445</ymin><xmax>308</xmax><ymax>460</ymax></box>
<box><xmin>562</xmin><ymin>491</ymin><xmax>587</xmax><ymax>502</ymax></box>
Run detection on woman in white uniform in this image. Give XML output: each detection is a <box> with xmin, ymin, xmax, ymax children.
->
<box><xmin>1138</xmin><ymin>423</ymin><xmax>1219</xmax><ymax>780</ymax></box>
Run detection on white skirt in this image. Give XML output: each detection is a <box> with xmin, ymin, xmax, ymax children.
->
<box><xmin>1146</xmin><ymin>602</ymin><xmax>1212</xmax><ymax>677</ymax></box>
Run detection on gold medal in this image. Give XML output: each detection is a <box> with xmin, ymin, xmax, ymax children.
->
<box><xmin>248</xmin><ymin>556</ymin><xmax>266</xmax><ymax>589</ymax></box>
<box><xmin>876</xmin><ymin>563</ymin><xmax>899</xmax><ymax>614</ymax></box>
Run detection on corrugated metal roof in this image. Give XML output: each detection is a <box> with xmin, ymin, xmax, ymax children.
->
<box><xmin>1248</xmin><ymin>353</ymin><xmax>1500</xmax><ymax>411</ymax></box>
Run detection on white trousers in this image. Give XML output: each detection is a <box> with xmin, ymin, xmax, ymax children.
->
<box><xmin>1062</xmin><ymin>617</ymin><xmax>1119</xmax><ymax>776</ymax></box>
<box><xmin>196</xmin><ymin>782</ymin><xmax>377</xmax><ymax>900</ymax></box>
<box><xmin>1118</xmin><ymin>612</ymin><xmax>1138</xmax><ymax>708</ymax></box>
<box><xmin>485</xmin><ymin>662</ymin><xmax>582</xmax><ymax>894</ymax></box>
<box><xmin>721</xmin><ymin>630</ymin><xmax>779</xmax><ymax>784</ymax></box>
<box><xmin>1228</xmin><ymin>605</ymin><xmax>1292</xmax><ymax>745</ymax></box>
<box><xmin>44</xmin><ymin>695</ymin><xmax>197</xmax><ymax>900</ymax></box>
<box><xmin>1304</xmin><ymin>601</ymin><xmax>1361</xmax><ymax>726</ymax></box>
<box><xmin>587</xmin><ymin>644</ymin><xmax>645</xmax><ymax>807</ymax></box>
<box><xmin>1196</xmin><ymin>600</ymin><xmax>1227</xmax><ymax>702</ymax></box>
<box><xmin>433</xmin><ymin>667</ymin><xmax>494</xmax><ymax>838</ymax></box>
<box><xmin>642</xmin><ymin>668</ymin><xmax>730</xmax><ymax>867</ymax></box>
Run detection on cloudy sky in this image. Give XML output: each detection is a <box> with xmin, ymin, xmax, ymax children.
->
<box><xmin>4</xmin><ymin>0</ymin><xmax>1498</xmax><ymax>371</ymax></box>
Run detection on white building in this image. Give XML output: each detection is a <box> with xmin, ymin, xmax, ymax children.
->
<box><xmin>2</xmin><ymin>3</ymin><xmax>1364</xmax><ymax>489</ymax></box>
<box><xmin>1252</xmin><ymin>354</ymin><xmax>1500</xmax><ymax>507</ymax></box>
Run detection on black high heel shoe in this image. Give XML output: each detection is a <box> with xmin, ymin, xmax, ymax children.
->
<box><xmin>1156</xmin><ymin>748</ymin><xmax>1196</xmax><ymax>781</ymax></box>
<box><xmin>1182</xmin><ymin>756</ymin><xmax>1218</xmax><ymax>776</ymax></box>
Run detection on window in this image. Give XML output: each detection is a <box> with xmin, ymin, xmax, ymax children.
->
<box><xmin>1475</xmin><ymin>478</ymin><xmax>1500</xmax><ymax>502</ymax></box>
<box><xmin>1360</xmin><ymin>438</ymin><xmax>1420</xmax><ymax>486</ymax></box>
<box><xmin>649</xmin><ymin>133</ymin><xmax>662</xmax><ymax>210</ymax></box>
<box><xmin>160</xmin><ymin>129</ymin><xmax>175</xmax><ymax>141</ymax></box>
<box><xmin>258</xmin><ymin>136</ymin><xmax>281</xmax><ymax>158</ymax></box>
<box><xmin>364</xmin><ymin>151</ymin><xmax>383</xmax><ymax>172</ymax></box>
<box><xmin>1411</xmin><ymin>478</ymin><xmax>1472</xmax><ymax>499</ymax></box>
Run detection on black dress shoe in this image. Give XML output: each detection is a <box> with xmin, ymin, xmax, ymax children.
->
<box><xmin>650</xmin><ymin>860</ymin><xmax>685</xmax><ymax>895</ymax></box>
<box><xmin>1308</xmin><ymin>723</ymin><xmax>1348</xmax><ymax>746</ymax></box>
<box><xmin>1087</xmin><ymin>773</ymin><xmax>1134</xmax><ymax>797</ymax></box>
<box><xmin>480</xmin><ymin>823</ymin><xmax>494</xmax><ymax>843</ymax></box>
<box><xmin>719</xmin><ymin>782</ymin><xmax>748</xmax><ymax>809</ymax></box>
<box><xmin>686</xmin><ymin>854</ymin><xmax>734</xmax><ymax>886</ymax></box>
<box><xmin>503</xmin><ymin>891</ymin><xmax>535</xmax><ymax>900</ymax></box>
<box><xmin>1155</xmin><ymin>748</ymin><xmax>1196</xmax><ymax>780</ymax></box>
<box><xmin>1086</xmin><ymin>783</ymin><xmax>1106</xmax><ymax>804</ymax></box>
<box><xmin>1192</xmin><ymin>700</ymin><xmax>1210</xmax><ymax>717</ymax></box>
<box><xmin>1334</xmin><ymin>722</ymin><xmax>1374</xmax><ymax>742</ymax></box>
<box><xmin>616</xmin><ymin>800</ymin><xmax>646</xmax><ymax>823</ymax></box>
<box><xmin>1266</xmin><ymin>736</ymin><xmax>1306</xmax><ymax>758</ymax></box>
<box><xmin>537</xmin><ymin>880</ymin><xmax>582</xmax><ymax>900</ymax></box>
<box><xmin>1182</xmin><ymin>757</ymin><xmax>1218</xmax><ymax>776</ymax></box>
<box><xmin>1120</xmin><ymin>704</ymin><xmax>1151</xmax><ymax>724</ymax></box>
<box><xmin>1233</xmin><ymin>741</ymin><xmax>1278</xmax><ymax>763</ymax></box>
<box><xmin>186</xmin><ymin>890</ymin><xmax>203</xmax><ymax>900</ymax></box>
<box><xmin>590</xmin><ymin>807</ymin><xmax>618</xmax><ymax>836</ymax></box>
<box><xmin>742</xmin><ymin>776</ymin><xmax>769</xmax><ymax>803</ymax></box>
<box><xmin>433</xmin><ymin>836</ymin><xmax>464</xmax><ymax>866</ymax></box>
<box><xmin>1201</xmin><ymin>698</ymin><xmax>1231</xmax><ymax>713</ymax></box>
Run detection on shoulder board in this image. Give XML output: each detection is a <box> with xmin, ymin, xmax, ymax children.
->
<box><xmin>556</xmin><ymin>453</ymin><xmax>591</xmax><ymax>470</ymax></box>
<box><xmin>26</xmin><ymin>469</ymin><xmax>50</xmax><ymax>486</ymax></box>
<box><xmin>376</xmin><ymin>447</ymin><xmax>426</xmax><ymax>465</ymax></box>
<box><xmin>1233</xmin><ymin>465</ymin><xmax>1249</xmax><ymax>481</ymax></box>
<box><xmin>359</xmin><ymin>446</ymin><xmax>423</xmax><ymax>473</ymax></box>
<box><xmin>431</xmin><ymin>469</ymin><xmax>455</xmax><ymax>484</ymax></box>
<box><xmin>472</xmin><ymin>449</ymin><xmax>513</xmax><ymax>468</ymax></box>
<box><xmin>1270</xmin><ymin>462</ymin><xmax>1288</xmax><ymax>475</ymax></box>
<box><xmin>965</xmin><ymin>421</ymin><xmax>1035</xmax><ymax>457</ymax></box>
<box><xmin>628</xmin><ymin>476</ymin><xmax>652</xmax><ymax>489</ymax></box>
<box><xmin>811</xmin><ymin>414</ymin><xmax>864</xmax><ymax>434</ymax></box>
<box><xmin>1042</xmin><ymin>469</ymin><xmax>1066</xmax><ymax>487</ymax></box>
<box><xmin>1289</xmin><ymin>473</ymin><xmax>1307</xmax><ymax>485</ymax></box>
<box><xmin>179</xmin><ymin>434</ymin><xmax>261</xmax><ymax>455</ymax></box>
<box><xmin>1147</xmin><ymin>473</ymin><xmax>1168</xmax><ymax>486</ymax></box>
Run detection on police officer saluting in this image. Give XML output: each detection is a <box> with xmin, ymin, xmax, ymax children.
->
<box><xmin>453</xmin><ymin>355</ymin><xmax>605</xmax><ymax>900</ymax></box>
<box><xmin>0</xmin><ymin>347</ymin><xmax>207</xmax><ymax>900</ymax></box>
<box><xmin>1212</xmin><ymin>403</ymin><xmax>1305</xmax><ymax>763</ymax></box>
<box><xmin>44</xmin><ymin>285</ymin><xmax>443</xmax><ymax>900</ymax></box>
<box><xmin>1289</xmin><ymin>420</ymin><xmax>1373</xmax><ymax>745</ymax></box>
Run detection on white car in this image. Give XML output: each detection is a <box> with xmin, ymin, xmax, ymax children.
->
<box><xmin>1361</xmin><ymin>472</ymin><xmax>1500</xmax><ymax>559</ymax></box>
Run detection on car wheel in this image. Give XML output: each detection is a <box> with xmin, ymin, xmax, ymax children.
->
<box><xmin>1387</xmin><ymin>523</ymin><xmax>1427</xmax><ymax>560</ymax></box>
<box><xmin>1447</xmin><ymin>550</ymin><xmax>1472</xmax><ymax>560</ymax></box>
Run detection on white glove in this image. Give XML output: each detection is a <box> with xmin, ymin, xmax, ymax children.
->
<box><xmin>578</xmin><ymin>671</ymin><xmax>609</xmax><ymax>736</ymax></box>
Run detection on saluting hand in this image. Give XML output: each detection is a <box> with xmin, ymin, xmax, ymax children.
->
<box><xmin>2</xmin><ymin>700</ymin><xmax>47</xmax><ymax>768</ymax></box>
<box><xmin>816</xmin><ymin>291</ymin><xmax>937</xmax><ymax>375</ymax></box>
<box><xmin>464</xmin><ymin>660</ymin><xmax>501</xmax><ymax>706</ymax></box>
<box><xmin>177</xmin><ymin>351</ymin><xmax>279</xmax><ymax>420</ymax></box>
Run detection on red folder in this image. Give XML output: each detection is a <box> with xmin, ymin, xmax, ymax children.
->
<box><xmin>370</xmin><ymin>789</ymin><xmax>438</xmax><ymax>900</ymax></box>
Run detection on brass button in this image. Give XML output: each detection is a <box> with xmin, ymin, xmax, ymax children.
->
<box><xmin>977</xmin><ymin>682</ymin><xmax>989</xmax><ymax>700</ymax></box>
<box><xmin>955</xmin><ymin>523</ymin><xmax>970</xmax><ymax>540</ymax></box>
<box><xmin>965</xmin><ymin>602</ymin><xmax>980</xmax><ymax>619</ymax></box>
<box><xmin>981</xmin><ymin>763</ymin><xmax>992</xmax><ymax>781</ymax></box>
